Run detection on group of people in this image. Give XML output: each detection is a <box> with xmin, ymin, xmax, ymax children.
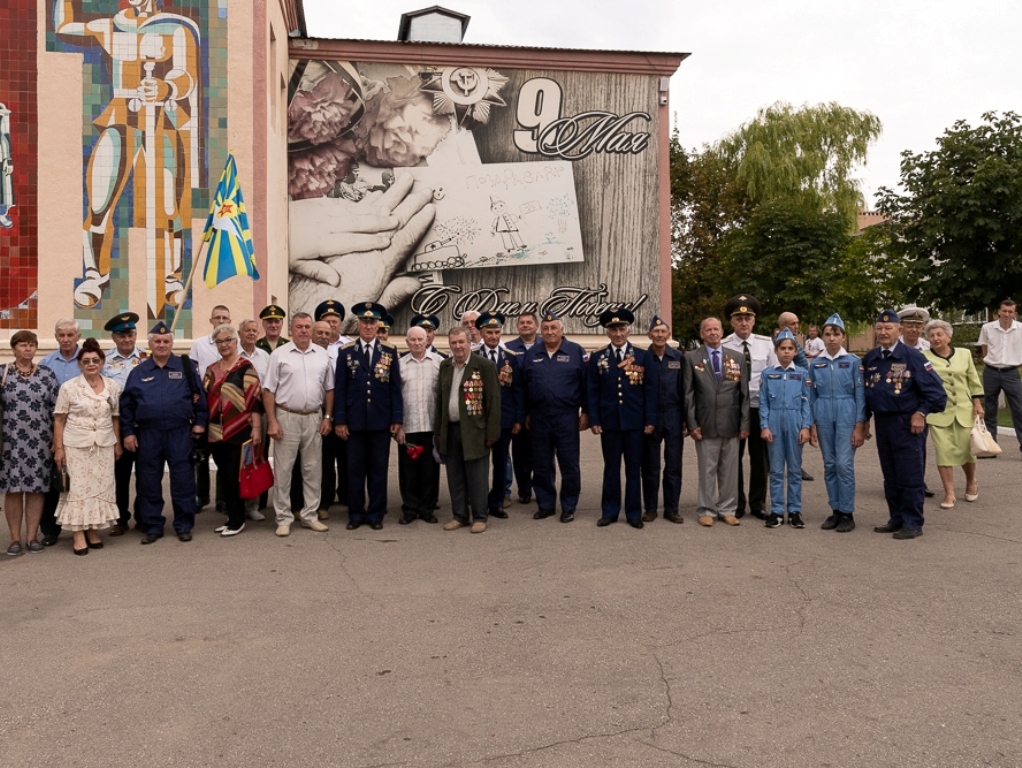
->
<box><xmin>3</xmin><ymin>293</ymin><xmax>1016</xmax><ymax>555</ymax></box>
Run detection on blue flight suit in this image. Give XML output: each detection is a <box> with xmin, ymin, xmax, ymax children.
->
<box><xmin>809</xmin><ymin>353</ymin><xmax>866</xmax><ymax>513</ymax></box>
<box><xmin>863</xmin><ymin>342</ymin><xmax>947</xmax><ymax>532</ymax></box>
<box><xmin>476</xmin><ymin>346</ymin><xmax>524</xmax><ymax>514</ymax></box>
<box><xmin>504</xmin><ymin>336</ymin><xmax>536</xmax><ymax>500</ymax></box>
<box><xmin>522</xmin><ymin>340</ymin><xmax>587</xmax><ymax>514</ymax></box>
<box><xmin>119</xmin><ymin>354</ymin><xmax>208</xmax><ymax>536</ymax></box>
<box><xmin>642</xmin><ymin>345</ymin><xmax>685</xmax><ymax>516</ymax></box>
<box><xmin>759</xmin><ymin>364</ymin><xmax>812</xmax><ymax>514</ymax></box>
<box><xmin>334</xmin><ymin>341</ymin><xmax>403</xmax><ymax>525</ymax></box>
<box><xmin>588</xmin><ymin>343</ymin><xmax>659</xmax><ymax>522</ymax></box>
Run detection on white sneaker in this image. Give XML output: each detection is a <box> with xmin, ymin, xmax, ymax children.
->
<box><xmin>300</xmin><ymin>520</ymin><xmax>329</xmax><ymax>532</ymax></box>
<box><xmin>215</xmin><ymin>525</ymin><xmax>227</xmax><ymax>533</ymax></box>
<box><xmin>247</xmin><ymin>509</ymin><xmax>265</xmax><ymax>521</ymax></box>
<box><xmin>221</xmin><ymin>524</ymin><xmax>245</xmax><ymax>537</ymax></box>
<box><xmin>275</xmin><ymin>525</ymin><xmax>290</xmax><ymax>537</ymax></box>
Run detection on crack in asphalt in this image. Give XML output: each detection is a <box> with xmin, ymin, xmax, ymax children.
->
<box><xmin>325</xmin><ymin>532</ymin><xmax>377</xmax><ymax>604</ymax></box>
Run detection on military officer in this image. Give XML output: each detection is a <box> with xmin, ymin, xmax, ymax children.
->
<box><xmin>475</xmin><ymin>311</ymin><xmax>524</xmax><ymax>520</ymax></box>
<box><xmin>588</xmin><ymin>308</ymin><xmax>658</xmax><ymax>529</ymax></box>
<box><xmin>120</xmin><ymin>321</ymin><xmax>208</xmax><ymax>544</ymax></box>
<box><xmin>506</xmin><ymin>312</ymin><xmax>540</xmax><ymax>504</ymax></box>
<box><xmin>722</xmin><ymin>294</ymin><xmax>777</xmax><ymax>519</ymax></box>
<box><xmin>522</xmin><ymin>311</ymin><xmax>588</xmax><ymax>523</ymax></box>
<box><xmin>313</xmin><ymin>299</ymin><xmax>348</xmax><ymax>519</ymax></box>
<box><xmin>102</xmin><ymin>312</ymin><xmax>147</xmax><ymax>535</ymax></box>
<box><xmin>334</xmin><ymin>302</ymin><xmax>403</xmax><ymax>530</ymax></box>
<box><xmin>256</xmin><ymin>304</ymin><xmax>289</xmax><ymax>354</ymax></box>
<box><xmin>641</xmin><ymin>315</ymin><xmax>685</xmax><ymax>524</ymax></box>
<box><xmin>377</xmin><ymin>313</ymin><xmax>393</xmax><ymax>344</ymax></box>
<box><xmin>863</xmin><ymin>309</ymin><xmax>947</xmax><ymax>539</ymax></box>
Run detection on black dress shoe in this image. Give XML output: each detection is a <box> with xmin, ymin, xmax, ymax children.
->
<box><xmin>420</xmin><ymin>515</ymin><xmax>438</xmax><ymax>524</ymax></box>
<box><xmin>490</xmin><ymin>509</ymin><xmax>509</xmax><ymax>519</ymax></box>
<box><xmin>802</xmin><ymin>471</ymin><xmax>814</xmax><ymax>481</ymax></box>
<box><xmin>664</xmin><ymin>512</ymin><xmax>684</xmax><ymax>524</ymax></box>
<box><xmin>518</xmin><ymin>495</ymin><xmax>532</xmax><ymax>504</ymax></box>
<box><xmin>596</xmin><ymin>517</ymin><xmax>615</xmax><ymax>527</ymax></box>
<box><xmin>41</xmin><ymin>534</ymin><xmax>59</xmax><ymax>547</ymax></box>
<box><xmin>108</xmin><ymin>525</ymin><xmax>128</xmax><ymax>537</ymax></box>
<box><xmin>821</xmin><ymin>514</ymin><xmax>840</xmax><ymax>530</ymax></box>
<box><xmin>873</xmin><ymin>523</ymin><xmax>903</xmax><ymax>534</ymax></box>
<box><xmin>533</xmin><ymin>508</ymin><xmax>555</xmax><ymax>520</ymax></box>
<box><xmin>642</xmin><ymin>510</ymin><xmax>657</xmax><ymax>522</ymax></box>
<box><xmin>177</xmin><ymin>532</ymin><xmax>193</xmax><ymax>542</ymax></box>
<box><xmin>924</xmin><ymin>487</ymin><xmax>935</xmax><ymax>498</ymax></box>
<box><xmin>892</xmin><ymin>528</ymin><xmax>923</xmax><ymax>539</ymax></box>
<box><xmin>73</xmin><ymin>546</ymin><xmax>89</xmax><ymax>556</ymax></box>
<box><xmin>369</xmin><ymin>522</ymin><xmax>383</xmax><ymax>531</ymax></box>
<box><xmin>399</xmin><ymin>515</ymin><xmax>415</xmax><ymax>525</ymax></box>
<box><xmin>346</xmin><ymin>522</ymin><xmax>362</xmax><ymax>530</ymax></box>
<box><xmin>141</xmin><ymin>533</ymin><xmax>162</xmax><ymax>545</ymax></box>
<box><xmin>87</xmin><ymin>540</ymin><xmax>104</xmax><ymax>549</ymax></box>
<box><xmin>559</xmin><ymin>511</ymin><xmax>574</xmax><ymax>523</ymax></box>
<box><xmin>750</xmin><ymin>510</ymin><xmax>767</xmax><ymax>520</ymax></box>
<box><xmin>627</xmin><ymin>519</ymin><xmax>644</xmax><ymax>529</ymax></box>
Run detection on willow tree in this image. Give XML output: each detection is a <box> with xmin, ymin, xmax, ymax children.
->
<box><xmin>716</xmin><ymin>101</ymin><xmax>883</xmax><ymax>230</ymax></box>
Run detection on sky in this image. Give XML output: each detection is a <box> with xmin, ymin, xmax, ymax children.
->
<box><xmin>300</xmin><ymin>0</ymin><xmax>1021</xmax><ymax>206</ymax></box>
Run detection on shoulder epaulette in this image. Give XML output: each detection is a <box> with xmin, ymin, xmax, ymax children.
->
<box><xmin>341</xmin><ymin>341</ymin><xmax>357</xmax><ymax>350</ymax></box>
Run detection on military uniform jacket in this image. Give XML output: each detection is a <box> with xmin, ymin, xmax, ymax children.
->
<box><xmin>103</xmin><ymin>346</ymin><xmax>148</xmax><ymax>389</ymax></box>
<box><xmin>475</xmin><ymin>346</ymin><xmax>524</xmax><ymax>430</ymax></box>
<box><xmin>435</xmin><ymin>355</ymin><xmax>502</xmax><ymax>462</ymax></box>
<box><xmin>333</xmin><ymin>341</ymin><xmax>403</xmax><ymax>431</ymax></box>
<box><xmin>521</xmin><ymin>339</ymin><xmax>588</xmax><ymax>418</ymax></box>
<box><xmin>256</xmin><ymin>335</ymin><xmax>289</xmax><ymax>354</ymax></box>
<box><xmin>862</xmin><ymin>342</ymin><xmax>947</xmax><ymax>419</ymax></box>
<box><xmin>684</xmin><ymin>345</ymin><xmax>750</xmax><ymax>439</ymax></box>
<box><xmin>587</xmin><ymin>343</ymin><xmax>658</xmax><ymax>431</ymax></box>
<box><xmin>119</xmin><ymin>354</ymin><xmax>208</xmax><ymax>437</ymax></box>
<box><xmin>647</xmin><ymin>344</ymin><xmax>685</xmax><ymax>422</ymax></box>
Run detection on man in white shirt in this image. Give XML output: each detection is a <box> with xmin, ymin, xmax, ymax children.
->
<box><xmin>262</xmin><ymin>312</ymin><xmax>335</xmax><ymax>536</ymax></box>
<box><xmin>979</xmin><ymin>299</ymin><xmax>1022</xmax><ymax>453</ymax></box>
<box><xmin>722</xmin><ymin>294</ymin><xmax>777</xmax><ymax>520</ymax></box>
<box><xmin>395</xmin><ymin>326</ymin><xmax>442</xmax><ymax>524</ymax></box>
<box><xmin>461</xmin><ymin>310</ymin><xmax>483</xmax><ymax>350</ymax></box>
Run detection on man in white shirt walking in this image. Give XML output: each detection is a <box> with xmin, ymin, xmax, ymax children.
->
<box><xmin>979</xmin><ymin>299</ymin><xmax>1022</xmax><ymax>454</ymax></box>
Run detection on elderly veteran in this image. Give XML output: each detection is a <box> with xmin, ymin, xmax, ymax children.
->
<box><xmin>314</xmin><ymin>299</ymin><xmax>349</xmax><ymax>519</ymax></box>
<box><xmin>102</xmin><ymin>311</ymin><xmax>148</xmax><ymax>536</ymax></box>
<box><xmin>898</xmin><ymin>306</ymin><xmax>931</xmax><ymax>351</ymax></box>
<box><xmin>923</xmin><ymin>319</ymin><xmax>984</xmax><ymax>509</ymax></box>
<box><xmin>333</xmin><ymin>302</ymin><xmax>403</xmax><ymax>531</ymax></box>
<box><xmin>641</xmin><ymin>315</ymin><xmax>685</xmax><ymax>524</ymax></box>
<box><xmin>411</xmin><ymin>313</ymin><xmax>447</xmax><ymax>359</ymax></box>
<box><xmin>395</xmin><ymin>326</ymin><xmax>443</xmax><ymax>524</ymax></box>
<box><xmin>722</xmin><ymin>293</ymin><xmax>777</xmax><ymax>519</ymax></box>
<box><xmin>120</xmin><ymin>321</ymin><xmax>208</xmax><ymax>545</ymax></box>
<box><xmin>863</xmin><ymin>309</ymin><xmax>947</xmax><ymax>540</ymax></box>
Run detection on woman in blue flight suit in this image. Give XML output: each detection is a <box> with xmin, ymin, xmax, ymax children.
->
<box><xmin>759</xmin><ymin>329</ymin><xmax>812</xmax><ymax>528</ymax></box>
<box><xmin>808</xmin><ymin>314</ymin><xmax>867</xmax><ymax>532</ymax></box>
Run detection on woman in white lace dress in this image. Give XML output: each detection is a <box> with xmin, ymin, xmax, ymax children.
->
<box><xmin>52</xmin><ymin>338</ymin><xmax>122</xmax><ymax>555</ymax></box>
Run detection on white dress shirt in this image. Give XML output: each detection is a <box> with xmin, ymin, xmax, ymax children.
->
<box><xmin>240</xmin><ymin>346</ymin><xmax>270</xmax><ymax>382</ymax></box>
<box><xmin>188</xmin><ymin>333</ymin><xmax>220</xmax><ymax>378</ymax></box>
<box><xmin>263</xmin><ymin>342</ymin><xmax>334</xmax><ymax>411</ymax></box>
<box><xmin>978</xmin><ymin>319</ymin><xmax>1022</xmax><ymax>367</ymax></box>
<box><xmin>723</xmin><ymin>332</ymin><xmax>777</xmax><ymax>407</ymax></box>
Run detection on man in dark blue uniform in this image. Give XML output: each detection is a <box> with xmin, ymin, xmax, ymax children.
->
<box><xmin>120</xmin><ymin>321</ymin><xmax>208</xmax><ymax>544</ymax></box>
<box><xmin>505</xmin><ymin>312</ymin><xmax>540</xmax><ymax>504</ymax></box>
<box><xmin>474</xmin><ymin>311</ymin><xmax>524</xmax><ymax>520</ymax></box>
<box><xmin>588</xmin><ymin>308</ymin><xmax>658</xmax><ymax>528</ymax></box>
<box><xmin>334</xmin><ymin>302</ymin><xmax>403</xmax><ymax>530</ymax></box>
<box><xmin>522</xmin><ymin>311</ymin><xmax>588</xmax><ymax>523</ymax></box>
<box><xmin>642</xmin><ymin>315</ymin><xmax>685</xmax><ymax>524</ymax></box>
<box><xmin>863</xmin><ymin>309</ymin><xmax>947</xmax><ymax>539</ymax></box>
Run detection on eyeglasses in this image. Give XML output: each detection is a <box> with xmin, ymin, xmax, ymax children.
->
<box><xmin>80</xmin><ymin>358</ymin><xmax>102</xmax><ymax>365</ymax></box>
<box><xmin>214</xmin><ymin>338</ymin><xmax>236</xmax><ymax>346</ymax></box>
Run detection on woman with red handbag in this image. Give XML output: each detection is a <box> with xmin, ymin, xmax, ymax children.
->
<box><xmin>203</xmin><ymin>325</ymin><xmax>263</xmax><ymax>537</ymax></box>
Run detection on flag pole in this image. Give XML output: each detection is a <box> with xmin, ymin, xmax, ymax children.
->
<box><xmin>169</xmin><ymin>237</ymin><xmax>207</xmax><ymax>334</ymax></box>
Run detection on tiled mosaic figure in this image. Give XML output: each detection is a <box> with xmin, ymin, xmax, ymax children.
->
<box><xmin>0</xmin><ymin>102</ymin><xmax>13</xmax><ymax>229</ymax></box>
<box><xmin>54</xmin><ymin>0</ymin><xmax>201</xmax><ymax>318</ymax></box>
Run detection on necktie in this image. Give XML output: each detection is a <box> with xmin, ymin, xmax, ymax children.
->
<box><xmin>364</xmin><ymin>343</ymin><xmax>372</xmax><ymax>367</ymax></box>
<box><xmin>712</xmin><ymin>349</ymin><xmax>722</xmax><ymax>381</ymax></box>
<box><xmin>742</xmin><ymin>340</ymin><xmax>751</xmax><ymax>378</ymax></box>
<box><xmin>882</xmin><ymin>349</ymin><xmax>891</xmax><ymax>360</ymax></box>
<box><xmin>490</xmin><ymin>349</ymin><xmax>498</xmax><ymax>365</ymax></box>
<box><xmin>616</xmin><ymin>348</ymin><xmax>624</xmax><ymax>363</ymax></box>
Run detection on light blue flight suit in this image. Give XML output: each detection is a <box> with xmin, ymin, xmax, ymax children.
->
<box><xmin>808</xmin><ymin>353</ymin><xmax>866</xmax><ymax>513</ymax></box>
<box><xmin>759</xmin><ymin>364</ymin><xmax>812</xmax><ymax>514</ymax></box>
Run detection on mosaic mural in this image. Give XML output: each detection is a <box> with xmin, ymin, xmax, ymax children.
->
<box><xmin>47</xmin><ymin>0</ymin><xmax>230</xmax><ymax>334</ymax></box>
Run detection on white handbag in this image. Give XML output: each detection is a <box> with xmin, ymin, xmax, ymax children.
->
<box><xmin>970</xmin><ymin>420</ymin><xmax>1002</xmax><ymax>458</ymax></box>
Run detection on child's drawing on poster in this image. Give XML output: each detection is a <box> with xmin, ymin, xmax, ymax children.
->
<box><xmin>401</xmin><ymin>161</ymin><xmax>584</xmax><ymax>272</ymax></box>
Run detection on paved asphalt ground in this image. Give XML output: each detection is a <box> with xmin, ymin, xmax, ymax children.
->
<box><xmin>3</xmin><ymin>434</ymin><xmax>1021</xmax><ymax>768</ymax></box>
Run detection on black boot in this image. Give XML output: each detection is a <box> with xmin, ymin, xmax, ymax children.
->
<box><xmin>835</xmin><ymin>513</ymin><xmax>855</xmax><ymax>533</ymax></box>
<box><xmin>821</xmin><ymin>511</ymin><xmax>840</xmax><ymax>530</ymax></box>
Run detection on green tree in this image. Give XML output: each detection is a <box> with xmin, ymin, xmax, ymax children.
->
<box><xmin>877</xmin><ymin>111</ymin><xmax>1022</xmax><ymax>314</ymax></box>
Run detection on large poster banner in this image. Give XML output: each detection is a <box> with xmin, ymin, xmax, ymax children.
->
<box><xmin>288</xmin><ymin>59</ymin><xmax>663</xmax><ymax>334</ymax></box>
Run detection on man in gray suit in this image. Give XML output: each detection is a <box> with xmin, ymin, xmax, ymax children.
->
<box><xmin>685</xmin><ymin>317</ymin><xmax>750</xmax><ymax>526</ymax></box>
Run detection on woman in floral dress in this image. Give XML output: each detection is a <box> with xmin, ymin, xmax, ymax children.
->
<box><xmin>52</xmin><ymin>338</ymin><xmax>122</xmax><ymax>555</ymax></box>
<box><xmin>2</xmin><ymin>330</ymin><xmax>60</xmax><ymax>555</ymax></box>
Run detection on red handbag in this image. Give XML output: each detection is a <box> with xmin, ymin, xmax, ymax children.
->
<box><xmin>239</xmin><ymin>441</ymin><xmax>274</xmax><ymax>499</ymax></box>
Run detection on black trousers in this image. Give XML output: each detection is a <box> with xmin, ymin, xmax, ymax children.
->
<box><xmin>738</xmin><ymin>407</ymin><xmax>768</xmax><ymax>514</ymax></box>
<box><xmin>114</xmin><ymin>449</ymin><xmax>141</xmax><ymax>527</ymax></box>
<box><xmin>209</xmin><ymin>442</ymin><xmax>245</xmax><ymax>530</ymax></box>
<box><xmin>398</xmin><ymin>431</ymin><xmax>439</xmax><ymax>518</ymax></box>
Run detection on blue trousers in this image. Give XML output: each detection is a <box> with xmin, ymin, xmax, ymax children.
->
<box><xmin>874</xmin><ymin>412</ymin><xmax>926</xmax><ymax>530</ymax></box>
<box><xmin>511</xmin><ymin>428</ymin><xmax>533</xmax><ymax>499</ymax></box>
<box><xmin>346</xmin><ymin>430</ymin><xmax>391</xmax><ymax>524</ymax></box>
<box><xmin>641</xmin><ymin>420</ymin><xmax>683</xmax><ymax>515</ymax></box>
<box><xmin>815</xmin><ymin>400</ymin><xmax>857</xmax><ymax>513</ymax></box>
<box><xmin>135</xmin><ymin>427</ymin><xmax>197</xmax><ymax>535</ymax></box>
<box><xmin>531</xmin><ymin>413</ymin><xmax>580</xmax><ymax>513</ymax></box>
<box><xmin>601</xmin><ymin>429</ymin><xmax>643</xmax><ymax>521</ymax></box>
<box><xmin>487</xmin><ymin>427</ymin><xmax>513</xmax><ymax>512</ymax></box>
<box><xmin>766</xmin><ymin>413</ymin><xmax>803</xmax><ymax>514</ymax></box>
